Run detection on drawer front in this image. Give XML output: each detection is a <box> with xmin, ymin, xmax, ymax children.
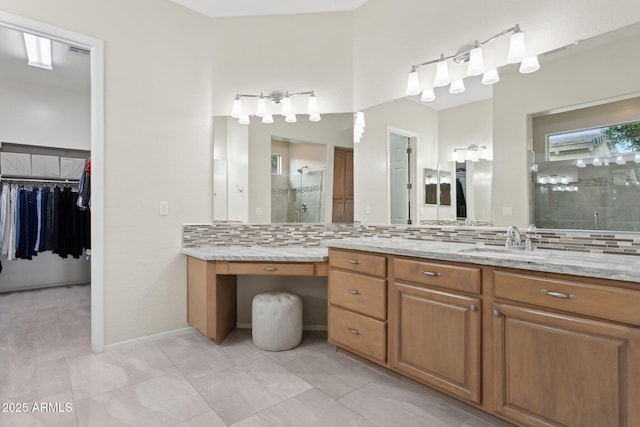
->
<box><xmin>329</xmin><ymin>249</ymin><xmax>386</xmax><ymax>278</ymax></box>
<box><xmin>329</xmin><ymin>305</ymin><xmax>386</xmax><ymax>363</ymax></box>
<box><xmin>394</xmin><ymin>258</ymin><xmax>481</xmax><ymax>294</ymax></box>
<box><xmin>224</xmin><ymin>262</ymin><xmax>315</xmax><ymax>276</ymax></box>
<box><xmin>329</xmin><ymin>269</ymin><xmax>386</xmax><ymax>320</ymax></box>
<box><xmin>494</xmin><ymin>270</ymin><xmax>640</xmax><ymax>326</ymax></box>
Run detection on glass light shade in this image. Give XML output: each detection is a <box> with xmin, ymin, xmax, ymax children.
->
<box><xmin>433</xmin><ymin>60</ymin><xmax>450</xmax><ymax>87</ymax></box>
<box><xmin>355</xmin><ymin>111</ymin><xmax>366</xmax><ymax>129</ymax></box>
<box><xmin>23</xmin><ymin>33</ymin><xmax>52</xmax><ymax>70</ymax></box>
<box><xmin>481</xmin><ymin>68</ymin><xmax>500</xmax><ymax>85</ymax></box>
<box><xmin>465</xmin><ymin>149</ymin><xmax>473</xmax><ymax>161</ymax></box>
<box><xmin>353</xmin><ymin>128</ymin><xmax>362</xmax><ymax>143</ymax></box>
<box><xmin>420</xmin><ymin>88</ymin><xmax>436</xmax><ymax>102</ymax></box>
<box><xmin>256</xmin><ymin>97</ymin><xmax>267</xmax><ymax>117</ymax></box>
<box><xmin>285</xmin><ymin>113</ymin><xmax>297</xmax><ymax>123</ymax></box>
<box><xmin>449</xmin><ymin>79</ymin><xmax>465</xmax><ymax>94</ymax></box>
<box><xmin>616</xmin><ymin>155</ymin><xmax>626</xmax><ymax>165</ymax></box>
<box><xmin>635</xmin><ymin>153</ymin><xmax>640</xmax><ymax>163</ymax></box>
<box><xmin>309</xmin><ymin>113</ymin><xmax>321</xmax><ymax>122</ymax></box>
<box><xmin>561</xmin><ymin>176</ymin><xmax>569</xmax><ymax>184</ymax></box>
<box><xmin>406</xmin><ymin>71</ymin><xmax>421</xmax><ymax>96</ymax></box>
<box><xmin>262</xmin><ymin>113</ymin><xmax>273</xmax><ymax>124</ymax></box>
<box><xmin>576</xmin><ymin>159</ymin><xmax>586</xmax><ymax>168</ymax></box>
<box><xmin>507</xmin><ymin>31</ymin><xmax>527</xmax><ymax>63</ymax></box>
<box><xmin>451</xmin><ymin>150</ymin><xmax>459</xmax><ymax>163</ymax></box>
<box><xmin>231</xmin><ymin>98</ymin><xmax>242</xmax><ymax>118</ymax></box>
<box><xmin>592</xmin><ymin>157</ymin><xmax>602</xmax><ymax>166</ymax></box>
<box><xmin>549</xmin><ymin>176</ymin><xmax>557</xmax><ymax>185</ymax></box>
<box><xmin>238</xmin><ymin>114</ymin><xmax>250</xmax><ymax>125</ymax></box>
<box><xmin>307</xmin><ymin>95</ymin><xmax>320</xmax><ymax>115</ymax></box>
<box><xmin>467</xmin><ymin>47</ymin><xmax>485</xmax><ymax>76</ymax></box>
<box><xmin>281</xmin><ymin>96</ymin><xmax>293</xmax><ymax>116</ymax></box>
<box><xmin>480</xmin><ymin>146</ymin><xmax>490</xmax><ymax>160</ymax></box>
<box><xmin>519</xmin><ymin>56</ymin><xmax>540</xmax><ymax>73</ymax></box>
<box><xmin>538</xmin><ymin>177</ymin><xmax>547</xmax><ymax>184</ymax></box>
<box><xmin>471</xmin><ymin>149</ymin><xmax>480</xmax><ymax>162</ymax></box>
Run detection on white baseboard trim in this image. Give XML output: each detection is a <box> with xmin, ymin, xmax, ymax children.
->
<box><xmin>104</xmin><ymin>326</ymin><xmax>195</xmax><ymax>352</ymax></box>
<box><xmin>236</xmin><ymin>323</ymin><xmax>327</xmax><ymax>331</ymax></box>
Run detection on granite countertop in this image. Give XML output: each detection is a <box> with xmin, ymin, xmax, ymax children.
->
<box><xmin>182</xmin><ymin>246</ymin><xmax>328</xmax><ymax>262</ymax></box>
<box><xmin>322</xmin><ymin>238</ymin><xmax>640</xmax><ymax>284</ymax></box>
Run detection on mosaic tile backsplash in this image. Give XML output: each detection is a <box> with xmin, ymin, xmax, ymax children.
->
<box><xmin>183</xmin><ymin>223</ymin><xmax>640</xmax><ymax>256</ymax></box>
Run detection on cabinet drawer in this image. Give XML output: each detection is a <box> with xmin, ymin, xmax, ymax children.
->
<box><xmin>394</xmin><ymin>258</ymin><xmax>481</xmax><ymax>294</ymax></box>
<box><xmin>329</xmin><ymin>249</ymin><xmax>386</xmax><ymax>277</ymax></box>
<box><xmin>329</xmin><ymin>305</ymin><xmax>386</xmax><ymax>363</ymax></box>
<box><xmin>329</xmin><ymin>269</ymin><xmax>386</xmax><ymax>320</ymax></box>
<box><xmin>221</xmin><ymin>262</ymin><xmax>315</xmax><ymax>276</ymax></box>
<box><xmin>494</xmin><ymin>270</ymin><xmax>640</xmax><ymax>326</ymax></box>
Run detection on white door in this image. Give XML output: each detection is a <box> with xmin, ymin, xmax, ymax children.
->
<box><xmin>390</xmin><ymin>133</ymin><xmax>409</xmax><ymax>224</ymax></box>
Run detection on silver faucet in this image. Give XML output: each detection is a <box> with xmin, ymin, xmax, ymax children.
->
<box><xmin>505</xmin><ymin>225</ymin><xmax>521</xmax><ymax>249</ymax></box>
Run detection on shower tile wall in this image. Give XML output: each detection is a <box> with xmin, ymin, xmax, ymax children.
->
<box><xmin>272</xmin><ymin>171</ymin><xmax>324</xmax><ymax>223</ymax></box>
<box><xmin>271</xmin><ymin>174</ymin><xmax>289</xmax><ymax>223</ymax></box>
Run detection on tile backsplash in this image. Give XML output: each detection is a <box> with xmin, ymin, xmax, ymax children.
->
<box><xmin>183</xmin><ymin>223</ymin><xmax>640</xmax><ymax>256</ymax></box>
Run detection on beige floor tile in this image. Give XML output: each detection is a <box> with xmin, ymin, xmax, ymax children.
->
<box><xmin>283</xmin><ymin>350</ymin><xmax>381</xmax><ymax>398</ymax></box>
<box><xmin>173</xmin><ymin>410</ymin><xmax>227</xmax><ymax>427</ymax></box>
<box><xmin>231</xmin><ymin>388</ymin><xmax>376</xmax><ymax>427</ymax></box>
<box><xmin>67</xmin><ymin>341</ymin><xmax>179</xmax><ymax>400</ymax></box>
<box><xmin>339</xmin><ymin>375</ymin><xmax>472</xmax><ymax>427</ymax></box>
<box><xmin>0</xmin><ymin>357</ymin><xmax>71</xmax><ymax>402</ymax></box>
<box><xmin>192</xmin><ymin>356</ymin><xmax>313</xmax><ymax>425</ymax></box>
<box><xmin>75</xmin><ymin>374</ymin><xmax>210</xmax><ymax>427</ymax></box>
<box><xmin>0</xmin><ymin>389</ymin><xmax>77</xmax><ymax>427</ymax></box>
<box><xmin>250</xmin><ymin>330</ymin><xmax>336</xmax><ymax>365</ymax></box>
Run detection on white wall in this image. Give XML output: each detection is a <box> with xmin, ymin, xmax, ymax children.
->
<box><xmin>356</xmin><ymin>98</ymin><xmax>438</xmax><ymax>224</ymax></box>
<box><xmin>493</xmin><ymin>30</ymin><xmax>640</xmax><ymax>228</ymax></box>
<box><xmin>0</xmin><ymin>0</ymin><xmax>214</xmax><ymax>345</ymax></box>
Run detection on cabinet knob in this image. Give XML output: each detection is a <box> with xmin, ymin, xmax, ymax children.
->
<box><xmin>469</xmin><ymin>305</ymin><xmax>477</xmax><ymax>312</ymax></box>
<box><xmin>348</xmin><ymin>328</ymin><xmax>361</xmax><ymax>335</ymax></box>
<box><xmin>493</xmin><ymin>309</ymin><xmax>501</xmax><ymax>317</ymax></box>
<box><xmin>348</xmin><ymin>259</ymin><xmax>360</xmax><ymax>265</ymax></box>
<box><xmin>347</xmin><ymin>289</ymin><xmax>361</xmax><ymax>295</ymax></box>
<box><xmin>421</xmin><ymin>270</ymin><xmax>441</xmax><ymax>277</ymax></box>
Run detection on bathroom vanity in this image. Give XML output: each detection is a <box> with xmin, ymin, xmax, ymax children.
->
<box><xmin>326</xmin><ymin>240</ymin><xmax>640</xmax><ymax>427</ymax></box>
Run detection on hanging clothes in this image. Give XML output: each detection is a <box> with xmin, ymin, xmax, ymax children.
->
<box><xmin>77</xmin><ymin>158</ymin><xmax>91</xmax><ymax>209</ymax></box>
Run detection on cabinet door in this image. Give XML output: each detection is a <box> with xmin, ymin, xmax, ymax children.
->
<box><xmin>493</xmin><ymin>303</ymin><xmax>640</xmax><ymax>427</ymax></box>
<box><xmin>390</xmin><ymin>282</ymin><xmax>481</xmax><ymax>403</ymax></box>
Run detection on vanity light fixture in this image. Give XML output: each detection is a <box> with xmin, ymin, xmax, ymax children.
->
<box><xmin>405</xmin><ymin>24</ymin><xmax>539</xmax><ymax>102</ymax></box>
<box><xmin>452</xmin><ymin>144</ymin><xmax>491</xmax><ymax>162</ymax></box>
<box><xmin>354</xmin><ymin>111</ymin><xmax>366</xmax><ymax>143</ymax></box>
<box><xmin>23</xmin><ymin>32</ymin><xmax>52</xmax><ymax>70</ymax></box>
<box><xmin>230</xmin><ymin>90</ymin><xmax>321</xmax><ymax>124</ymax></box>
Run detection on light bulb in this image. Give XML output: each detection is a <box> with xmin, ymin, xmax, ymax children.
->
<box><xmin>449</xmin><ymin>79</ymin><xmax>465</xmax><ymax>94</ymax></box>
<box><xmin>434</xmin><ymin>57</ymin><xmax>450</xmax><ymax>87</ymax></box>
<box><xmin>406</xmin><ymin>70</ymin><xmax>421</xmax><ymax>96</ymax></box>
<box><xmin>281</xmin><ymin>95</ymin><xmax>293</xmax><ymax>116</ymax></box>
<box><xmin>256</xmin><ymin>96</ymin><xmax>267</xmax><ymax>117</ymax></box>
<box><xmin>481</xmin><ymin>68</ymin><xmax>500</xmax><ymax>85</ymax></box>
<box><xmin>519</xmin><ymin>56</ymin><xmax>540</xmax><ymax>73</ymax></box>
<box><xmin>307</xmin><ymin>94</ymin><xmax>319</xmax><ymax>115</ymax></box>
<box><xmin>285</xmin><ymin>113</ymin><xmax>297</xmax><ymax>123</ymax></box>
<box><xmin>231</xmin><ymin>97</ymin><xmax>242</xmax><ymax>118</ymax></box>
<box><xmin>238</xmin><ymin>114</ymin><xmax>250</xmax><ymax>125</ymax></box>
<box><xmin>467</xmin><ymin>46</ymin><xmax>485</xmax><ymax>76</ymax></box>
<box><xmin>262</xmin><ymin>113</ymin><xmax>273</xmax><ymax>124</ymax></box>
<box><xmin>420</xmin><ymin>88</ymin><xmax>436</xmax><ymax>102</ymax></box>
<box><xmin>508</xmin><ymin>30</ymin><xmax>527</xmax><ymax>63</ymax></box>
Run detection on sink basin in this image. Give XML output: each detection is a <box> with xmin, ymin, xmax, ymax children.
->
<box><xmin>458</xmin><ymin>246</ymin><xmax>549</xmax><ymax>261</ymax></box>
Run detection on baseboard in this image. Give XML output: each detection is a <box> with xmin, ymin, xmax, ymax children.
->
<box><xmin>104</xmin><ymin>326</ymin><xmax>195</xmax><ymax>351</ymax></box>
<box><xmin>236</xmin><ymin>322</ymin><xmax>327</xmax><ymax>331</ymax></box>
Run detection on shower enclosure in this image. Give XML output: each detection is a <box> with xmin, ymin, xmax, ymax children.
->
<box><xmin>271</xmin><ymin>165</ymin><xmax>325</xmax><ymax>223</ymax></box>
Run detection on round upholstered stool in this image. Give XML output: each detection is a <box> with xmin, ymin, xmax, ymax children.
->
<box><xmin>252</xmin><ymin>292</ymin><xmax>302</xmax><ymax>351</ymax></box>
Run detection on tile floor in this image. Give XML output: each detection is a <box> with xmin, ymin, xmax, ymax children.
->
<box><xmin>0</xmin><ymin>285</ymin><xmax>514</xmax><ymax>426</ymax></box>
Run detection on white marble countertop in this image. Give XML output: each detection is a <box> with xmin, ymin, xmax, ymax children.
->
<box><xmin>323</xmin><ymin>238</ymin><xmax>640</xmax><ymax>284</ymax></box>
<box><xmin>182</xmin><ymin>246</ymin><xmax>328</xmax><ymax>262</ymax></box>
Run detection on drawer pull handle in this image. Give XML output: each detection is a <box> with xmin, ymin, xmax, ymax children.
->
<box><xmin>421</xmin><ymin>270</ymin><xmax>441</xmax><ymax>277</ymax></box>
<box><xmin>348</xmin><ymin>328</ymin><xmax>361</xmax><ymax>335</ymax></box>
<box><xmin>541</xmin><ymin>289</ymin><xmax>576</xmax><ymax>299</ymax></box>
<box><xmin>263</xmin><ymin>266</ymin><xmax>278</xmax><ymax>272</ymax></box>
<box><xmin>470</xmin><ymin>305</ymin><xmax>477</xmax><ymax>312</ymax></box>
<box><xmin>348</xmin><ymin>259</ymin><xmax>361</xmax><ymax>265</ymax></box>
<box><xmin>347</xmin><ymin>289</ymin><xmax>361</xmax><ymax>295</ymax></box>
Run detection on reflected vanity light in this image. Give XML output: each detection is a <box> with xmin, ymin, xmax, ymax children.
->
<box><xmin>354</xmin><ymin>111</ymin><xmax>366</xmax><ymax>143</ymax></box>
<box><xmin>230</xmin><ymin>90</ymin><xmax>320</xmax><ymax>124</ymax></box>
<box><xmin>405</xmin><ymin>24</ymin><xmax>539</xmax><ymax>101</ymax></box>
<box><xmin>452</xmin><ymin>144</ymin><xmax>491</xmax><ymax>163</ymax></box>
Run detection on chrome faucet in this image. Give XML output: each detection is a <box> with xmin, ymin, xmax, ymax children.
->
<box><xmin>505</xmin><ymin>225</ymin><xmax>522</xmax><ymax>249</ymax></box>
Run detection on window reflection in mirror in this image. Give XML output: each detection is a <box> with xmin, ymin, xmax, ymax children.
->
<box><xmin>532</xmin><ymin>96</ymin><xmax>640</xmax><ymax>231</ymax></box>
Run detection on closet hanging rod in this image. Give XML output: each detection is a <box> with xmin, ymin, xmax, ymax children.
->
<box><xmin>0</xmin><ymin>176</ymin><xmax>79</xmax><ymax>184</ymax></box>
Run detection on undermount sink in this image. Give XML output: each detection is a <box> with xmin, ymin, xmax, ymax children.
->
<box><xmin>458</xmin><ymin>246</ymin><xmax>550</xmax><ymax>261</ymax></box>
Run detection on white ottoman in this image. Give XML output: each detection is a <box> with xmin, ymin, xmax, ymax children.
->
<box><xmin>252</xmin><ymin>292</ymin><xmax>302</xmax><ymax>351</ymax></box>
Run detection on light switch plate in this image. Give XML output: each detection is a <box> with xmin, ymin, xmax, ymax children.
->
<box><xmin>159</xmin><ymin>202</ymin><xmax>169</xmax><ymax>216</ymax></box>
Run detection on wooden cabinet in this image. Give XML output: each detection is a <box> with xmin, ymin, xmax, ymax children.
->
<box><xmin>328</xmin><ymin>249</ymin><xmax>387</xmax><ymax>364</ymax></box>
<box><xmin>493</xmin><ymin>269</ymin><xmax>640</xmax><ymax>427</ymax></box>
<box><xmin>390</xmin><ymin>258</ymin><xmax>482</xmax><ymax>403</ymax></box>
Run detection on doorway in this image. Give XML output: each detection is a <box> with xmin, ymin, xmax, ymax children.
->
<box><xmin>0</xmin><ymin>11</ymin><xmax>105</xmax><ymax>352</ymax></box>
<box><xmin>332</xmin><ymin>147</ymin><xmax>353</xmax><ymax>223</ymax></box>
<box><xmin>388</xmin><ymin>130</ymin><xmax>416</xmax><ymax>225</ymax></box>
